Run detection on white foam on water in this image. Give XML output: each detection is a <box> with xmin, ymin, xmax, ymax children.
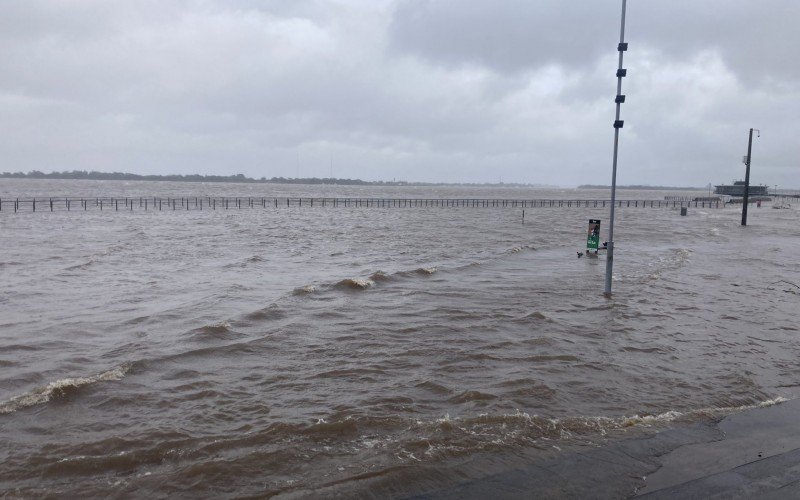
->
<box><xmin>294</xmin><ymin>284</ymin><xmax>317</xmax><ymax>294</ymax></box>
<box><xmin>345</xmin><ymin>278</ymin><xmax>374</xmax><ymax>289</ymax></box>
<box><xmin>0</xmin><ymin>363</ymin><xmax>132</xmax><ymax>415</ymax></box>
<box><xmin>413</xmin><ymin>398</ymin><xmax>790</xmax><ymax>449</ymax></box>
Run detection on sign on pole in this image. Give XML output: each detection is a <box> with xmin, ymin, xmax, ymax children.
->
<box><xmin>587</xmin><ymin>219</ymin><xmax>601</xmax><ymax>250</ymax></box>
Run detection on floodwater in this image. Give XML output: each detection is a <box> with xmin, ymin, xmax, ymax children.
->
<box><xmin>1</xmin><ymin>179</ymin><xmax>798</xmax><ymax>497</ymax></box>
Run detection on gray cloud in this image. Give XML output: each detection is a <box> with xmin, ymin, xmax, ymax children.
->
<box><xmin>390</xmin><ymin>0</ymin><xmax>800</xmax><ymax>83</ymax></box>
<box><xmin>0</xmin><ymin>1</ymin><xmax>798</xmax><ymax>186</ymax></box>
<box><xmin>389</xmin><ymin>0</ymin><xmax>614</xmax><ymax>72</ymax></box>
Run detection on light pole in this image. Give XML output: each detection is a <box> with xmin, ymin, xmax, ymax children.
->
<box><xmin>605</xmin><ymin>0</ymin><xmax>629</xmax><ymax>297</ymax></box>
<box><xmin>741</xmin><ymin>128</ymin><xmax>760</xmax><ymax>226</ymax></box>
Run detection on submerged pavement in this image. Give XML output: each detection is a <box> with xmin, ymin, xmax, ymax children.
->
<box><xmin>638</xmin><ymin>397</ymin><xmax>800</xmax><ymax>498</ymax></box>
<box><xmin>407</xmin><ymin>399</ymin><xmax>800</xmax><ymax>499</ymax></box>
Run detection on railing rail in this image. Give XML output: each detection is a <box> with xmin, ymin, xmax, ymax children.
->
<box><xmin>0</xmin><ymin>196</ymin><xmax>735</xmax><ymax>213</ymax></box>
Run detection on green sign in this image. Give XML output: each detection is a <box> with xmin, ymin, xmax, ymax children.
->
<box><xmin>587</xmin><ymin>219</ymin><xmax>600</xmax><ymax>249</ymax></box>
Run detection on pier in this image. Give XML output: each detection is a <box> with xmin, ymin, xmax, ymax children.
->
<box><xmin>0</xmin><ymin>196</ymin><xmax>731</xmax><ymax>213</ymax></box>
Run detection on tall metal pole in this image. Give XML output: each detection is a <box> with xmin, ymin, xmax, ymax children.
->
<box><xmin>741</xmin><ymin>128</ymin><xmax>754</xmax><ymax>226</ymax></box>
<box><xmin>605</xmin><ymin>0</ymin><xmax>628</xmax><ymax>296</ymax></box>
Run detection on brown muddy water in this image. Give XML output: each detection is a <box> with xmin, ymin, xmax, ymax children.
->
<box><xmin>1</xmin><ymin>179</ymin><xmax>798</xmax><ymax>497</ymax></box>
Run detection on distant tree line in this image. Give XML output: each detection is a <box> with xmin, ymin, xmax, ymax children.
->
<box><xmin>0</xmin><ymin>170</ymin><xmax>543</xmax><ymax>187</ymax></box>
<box><xmin>0</xmin><ymin>170</ymin><xmax>407</xmax><ymax>186</ymax></box>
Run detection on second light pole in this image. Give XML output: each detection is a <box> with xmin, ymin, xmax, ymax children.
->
<box><xmin>741</xmin><ymin>128</ymin><xmax>760</xmax><ymax>226</ymax></box>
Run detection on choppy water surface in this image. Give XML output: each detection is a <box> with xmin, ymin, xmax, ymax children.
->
<box><xmin>1</xmin><ymin>179</ymin><xmax>798</xmax><ymax>497</ymax></box>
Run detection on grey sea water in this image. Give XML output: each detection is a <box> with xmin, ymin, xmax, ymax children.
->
<box><xmin>1</xmin><ymin>179</ymin><xmax>797</xmax><ymax>497</ymax></box>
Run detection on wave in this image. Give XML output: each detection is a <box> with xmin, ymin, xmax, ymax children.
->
<box><xmin>508</xmin><ymin>244</ymin><xmax>536</xmax><ymax>254</ymax></box>
<box><xmin>400</xmin><ymin>267</ymin><xmax>437</xmax><ymax>277</ymax></box>
<box><xmin>223</xmin><ymin>255</ymin><xmax>266</xmax><ymax>269</ymax></box>
<box><xmin>63</xmin><ymin>259</ymin><xmax>95</xmax><ymax>272</ymax></box>
<box><xmin>622</xmin><ymin>345</ymin><xmax>670</xmax><ymax>354</ymax></box>
<box><xmin>299</xmin><ymin>398</ymin><xmax>789</xmax><ymax>446</ymax></box>
<box><xmin>0</xmin><ymin>364</ymin><xmax>132</xmax><ymax>415</ymax></box>
<box><xmin>34</xmin><ymin>396</ymin><xmax>779</xmax><ymax>488</ymax></box>
<box><xmin>227</xmin><ymin>398</ymin><xmax>790</xmax><ymax>469</ymax></box>
<box><xmin>372</xmin><ymin>267</ymin><xmax>437</xmax><ymax>282</ymax></box>
<box><xmin>244</xmin><ymin>304</ymin><xmax>288</xmax><ymax>321</ymax></box>
<box><xmin>415</xmin><ymin>381</ymin><xmax>453</xmax><ymax>395</ymax></box>
<box><xmin>448</xmin><ymin>390</ymin><xmax>497</xmax><ymax>403</ymax></box>
<box><xmin>603</xmin><ymin>397</ymin><xmax>789</xmax><ymax>428</ymax></box>
<box><xmin>642</xmin><ymin>248</ymin><xmax>692</xmax><ymax>282</ymax></box>
<box><xmin>335</xmin><ymin>278</ymin><xmax>375</xmax><ymax>290</ymax></box>
<box><xmin>522</xmin><ymin>354</ymin><xmax>581</xmax><ymax>362</ymax></box>
<box><xmin>310</xmin><ymin>367</ymin><xmax>387</xmax><ymax>379</ymax></box>
<box><xmin>190</xmin><ymin>322</ymin><xmax>231</xmax><ymax>335</ymax></box>
<box><xmin>514</xmin><ymin>311</ymin><xmax>553</xmax><ymax>323</ymax></box>
<box><xmin>405</xmin><ymin>397</ymin><xmax>792</xmax><ymax>458</ymax></box>
<box><xmin>304</xmin><ymin>265</ymin><xmax>440</xmax><ymax>297</ymax></box>
<box><xmin>292</xmin><ymin>285</ymin><xmax>316</xmax><ymax>295</ymax></box>
<box><xmin>492</xmin><ymin>379</ymin><xmax>558</xmax><ymax>400</ymax></box>
<box><xmin>413</xmin><ymin>267</ymin><xmax>438</xmax><ymax>275</ymax></box>
<box><xmin>186</xmin><ymin>322</ymin><xmax>244</xmax><ymax>341</ymax></box>
<box><xmin>369</xmin><ymin>271</ymin><xmax>391</xmax><ymax>282</ymax></box>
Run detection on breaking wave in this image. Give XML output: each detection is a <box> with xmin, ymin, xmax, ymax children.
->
<box><xmin>206</xmin><ymin>398</ymin><xmax>791</xmax><ymax>467</ymax></box>
<box><xmin>335</xmin><ymin>278</ymin><xmax>375</xmax><ymax>290</ymax></box>
<box><xmin>413</xmin><ymin>267</ymin><xmax>437</xmax><ymax>275</ymax></box>
<box><xmin>260</xmin><ymin>399</ymin><xmax>791</xmax><ymax>450</ymax></box>
<box><xmin>643</xmin><ymin>248</ymin><xmax>692</xmax><ymax>282</ymax></box>
<box><xmin>412</xmin><ymin>398</ymin><xmax>790</xmax><ymax>456</ymax></box>
<box><xmin>508</xmin><ymin>244</ymin><xmax>536</xmax><ymax>254</ymax></box>
<box><xmin>292</xmin><ymin>285</ymin><xmax>316</xmax><ymax>295</ymax></box>
<box><xmin>0</xmin><ymin>364</ymin><xmax>133</xmax><ymax>415</ymax></box>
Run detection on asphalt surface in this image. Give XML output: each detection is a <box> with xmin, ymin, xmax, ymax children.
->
<box><xmin>407</xmin><ymin>399</ymin><xmax>800</xmax><ymax>499</ymax></box>
<box><xmin>637</xmin><ymin>398</ymin><xmax>800</xmax><ymax>498</ymax></box>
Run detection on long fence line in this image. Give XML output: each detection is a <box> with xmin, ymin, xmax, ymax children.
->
<box><xmin>0</xmin><ymin>197</ymin><xmax>730</xmax><ymax>213</ymax></box>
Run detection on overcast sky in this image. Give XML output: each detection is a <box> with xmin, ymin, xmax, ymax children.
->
<box><xmin>1</xmin><ymin>1</ymin><xmax>798</xmax><ymax>187</ymax></box>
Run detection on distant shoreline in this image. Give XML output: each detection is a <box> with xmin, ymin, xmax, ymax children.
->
<box><xmin>0</xmin><ymin>171</ymin><xmax>710</xmax><ymax>190</ymax></box>
<box><xmin>577</xmin><ymin>184</ymin><xmax>705</xmax><ymax>190</ymax></box>
<box><xmin>0</xmin><ymin>170</ymin><xmax>549</xmax><ymax>188</ymax></box>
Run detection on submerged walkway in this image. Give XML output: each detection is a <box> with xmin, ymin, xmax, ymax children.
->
<box><xmin>0</xmin><ymin>197</ymin><xmax>727</xmax><ymax>213</ymax></box>
<box><xmin>402</xmin><ymin>399</ymin><xmax>800</xmax><ymax>499</ymax></box>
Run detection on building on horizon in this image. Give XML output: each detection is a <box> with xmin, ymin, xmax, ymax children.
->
<box><xmin>714</xmin><ymin>180</ymin><xmax>769</xmax><ymax>197</ymax></box>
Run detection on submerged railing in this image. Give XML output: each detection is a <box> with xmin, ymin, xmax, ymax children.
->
<box><xmin>0</xmin><ymin>197</ymin><xmax>730</xmax><ymax>213</ymax></box>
